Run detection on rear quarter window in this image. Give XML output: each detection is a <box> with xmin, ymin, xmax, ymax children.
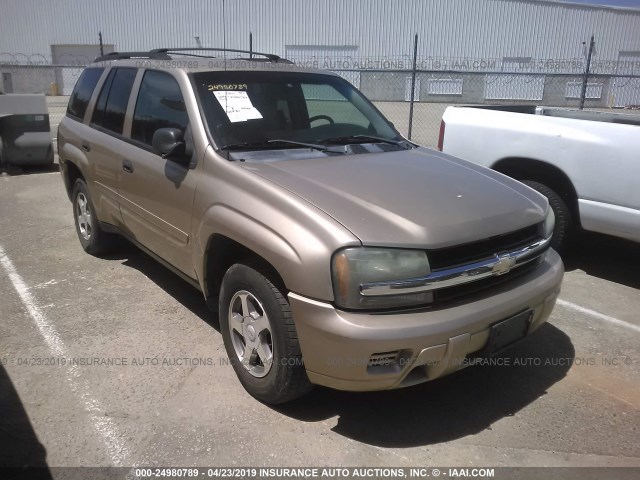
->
<box><xmin>67</xmin><ymin>68</ymin><xmax>104</xmax><ymax>120</ymax></box>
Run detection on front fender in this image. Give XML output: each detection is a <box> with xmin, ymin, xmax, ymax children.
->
<box><xmin>191</xmin><ymin>149</ymin><xmax>359</xmax><ymax>301</ymax></box>
<box><xmin>194</xmin><ymin>201</ymin><xmax>348</xmax><ymax>302</ymax></box>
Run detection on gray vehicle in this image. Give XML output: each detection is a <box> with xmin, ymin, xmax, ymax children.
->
<box><xmin>58</xmin><ymin>49</ymin><xmax>563</xmax><ymax>404</ymax></box>
<box><xmin>0</xmin><ymin>93</ymin><xmax>54</xmax><ymax>168</ymax></box>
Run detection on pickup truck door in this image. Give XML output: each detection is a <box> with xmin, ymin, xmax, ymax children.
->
<box><xmin>117</xmin><ymin>70</ymin><xmax>200</xmax><ymax>278</ymax></box>
<box><xmin>571</xmin><ymin>121</ymin><xmax>640</xmax><ymax>241</ymax></box>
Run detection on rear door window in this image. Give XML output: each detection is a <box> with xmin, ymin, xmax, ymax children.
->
<box><xmin>90</xmin><ymin>67</ymin><xmax>137</xmax><ymax>134</ymax></box>
<box><xmin>91</xmin><ymin>69</ymin><xmax>115</xmax><ymax>127</ymax></box>
<box><xmin>67</xmin><ymin>68</ymin><xmax>104</xmax><ymax>120</ymax></box>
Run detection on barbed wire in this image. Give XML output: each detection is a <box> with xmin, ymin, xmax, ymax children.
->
<box><xmin>1</xmin><ymin>52</ymin><xmax>639</xmax><ymax>75</ymax></box>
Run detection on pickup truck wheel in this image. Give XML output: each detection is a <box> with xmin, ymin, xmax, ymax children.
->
<box><xmin>219</xmin><ymin>263</ymin><xmax>312</xmax><ymax>404</ymax></box>
<box><xmin>522</xmin><ymin>180</ymin><xmax>573</xmax><ymax>252</ymax></box>
<box><xmin>72</xmin><ymin>179</ymin><xmax>116</xmax><ymax>255</ymax></box>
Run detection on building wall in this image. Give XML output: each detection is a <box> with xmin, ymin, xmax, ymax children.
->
<box><xmin>1</xmin><ymin>0</ymin><xmax>639</xmax><ymax>107</ymax></box>
<box><xmin>1</xmin><ymin>0</ymin><xmax>639</xmax><ymax>69</ymax></box>
<box><xmin>358</xmin><ymin>72</ymin><xmax>614</xmax><ymax>107</ymax></box>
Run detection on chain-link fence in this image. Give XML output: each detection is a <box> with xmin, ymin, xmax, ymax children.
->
<box><xmin>343</xmin><ymin>70</ymin><xmax>640</xmax><ymax>147</ymax></box>
<box><xmin>2</xmin><ymin>60</ymin><xmax>639</xmax><ymax>148</ymax></box>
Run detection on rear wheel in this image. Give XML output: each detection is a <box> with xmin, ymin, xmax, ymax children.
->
<box><xmin>72</xmin><ymin>179</ymin><xmax>117</xmax><ymax>255</ymax></box>
<box><xmin>219</xmin><ymin>262</ymin><xmax>312</xmax><ymax>404</ymax></box>
<box><xmin>522</xmin><ymin>180</ymin><xmax>573</xmax><ymax>252</ymax></box>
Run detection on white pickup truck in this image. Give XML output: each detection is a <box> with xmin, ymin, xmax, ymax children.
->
<box><xmin>438</xmin><ymin>105</ymin><xmax>640</xmax><ymax>251</ymax></box>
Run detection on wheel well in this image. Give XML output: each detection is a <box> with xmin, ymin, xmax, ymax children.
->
<box><xmin>204</xmin><ymin>235</ymin><xmax>287</xmax><ymax>306</ymax></box>
<box><xmin>493</xmin><ymin>157</ymin><xmax>579</xmax><ymax>223</ymax></box>
<box><xmin>63</xmin><ymin>161</ymin><xmax>84</xmax><ymax>199</ymax></box>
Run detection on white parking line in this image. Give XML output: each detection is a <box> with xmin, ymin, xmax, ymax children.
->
<box><xmin>557</xmin><ymin>298</ymin><xmax>640</xmax><ymax>334</ymax></box>
<box><xmin>0</xmin><ymin>244</ymin><xmax>130</xmax><ymax>466</ymax></box>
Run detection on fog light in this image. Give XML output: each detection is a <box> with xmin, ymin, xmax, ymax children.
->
<box><xmin>368</xmin><ymin>351</ymin><xmax>400</xmax><ymax>367</ymax></box>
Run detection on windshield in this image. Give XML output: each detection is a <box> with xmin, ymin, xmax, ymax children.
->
<box><xmin>191</xmin><ymin>71</ymin><xmax>403</xmax><ymax>151</ymax></box>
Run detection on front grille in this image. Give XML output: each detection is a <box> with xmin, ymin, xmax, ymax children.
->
<box><xmin>428</xmin><ymin>224</ymin><xmax>540</xmax><ymax>270</ymax></box>
<box><xmin>432</xmin><ymin>258</ymin><xmax>542</xmax><ymax>307</ymax></box>
<box><xmin>425</xmin><ymin>223</ymin><xmax>546</xmax><ymax>308</ymax></box>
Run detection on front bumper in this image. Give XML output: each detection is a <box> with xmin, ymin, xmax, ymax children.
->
<box><xmin>289</xmin><ymin>249</ymin><xmax>564</xmax><ymax>391</ymax></box>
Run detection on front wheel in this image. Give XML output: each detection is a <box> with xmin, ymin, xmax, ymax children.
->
<box><xmin>522</xmin><ymin>180</ymin><xmax>573</xmax><ymax>253</ymax></box>
<box><xmin>219</xmin><ymin>262</ymin><xmax>312</xmax><ymax>404</ymax></box>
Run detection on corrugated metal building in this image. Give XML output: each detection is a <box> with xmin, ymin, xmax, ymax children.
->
<box><xmin>1</xmin><ymin>0</ymin><xmax>639</xmax><ymax>106</ymax></box>
<box><xmin>1</xmin><ymin>0</ymin><xmax>639</xmax><ymax>65</ymax></box>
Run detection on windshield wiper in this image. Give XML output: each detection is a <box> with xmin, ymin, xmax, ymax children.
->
<box><xmin>319</xmin><ymin>135</ymin><xmax>409</xmax><ymax>148</ymax></box>
<box><xmin>222</xmin><ymin>139</ymin><xmax>344</xmax><ymax>153</ymax></box>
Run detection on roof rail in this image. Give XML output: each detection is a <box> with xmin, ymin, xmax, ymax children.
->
<box><xmin>94</xmin><ymin>51</ymin><xmax>172</xmax><ymax>62</ymax></box>
<box><xmin>94</xmin><ymin>48</ymin><xmax>291</xmax><ymax>64</ymax></box>
<box><xmin>150</xmin><ymin>48</ymin><xmax>288</xmax><ymax>63</ymax></box>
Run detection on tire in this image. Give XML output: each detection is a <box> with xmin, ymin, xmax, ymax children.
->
<box><xmin>219</xmin><ymin>262</ymin><xmax>312</xmax><ymax>404</ymax></box>
<box><xmin>0</xmin><ymin>137</ymin><xmax>6</xmax><ymax>171</ymax></box>
<box><xmin>46</xmin><ymin>146</ymin><xmax>54</xmax><ymax>166</ymax></box>
<box><xmin>0</xmin><ymin>137</ymin><xmax>7</xmax><ymax>172</ymax></box>
<box><xmin>71</xmin><ymin>179</ymin><xmax>117</xmax><ymax>255</ymax></box>
<box><xmin>522</xmin><ymin>180</ymin><xmax>573</xmax><ymax>253</ymax></box>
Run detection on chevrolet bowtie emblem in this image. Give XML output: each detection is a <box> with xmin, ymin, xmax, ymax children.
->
<box><xmin>492</xmin><ymin>253</ymin><xmax>517</xmax><ymax>275</ymax></box>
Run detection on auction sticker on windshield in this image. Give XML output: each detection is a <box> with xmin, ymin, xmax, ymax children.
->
<box><xmin>213</xmin><ymin>90</ymin><xmax>263</xmax><ymax>123</ymax></box>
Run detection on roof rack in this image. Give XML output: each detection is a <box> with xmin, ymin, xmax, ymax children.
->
<box><xmin>94</xmin><ymin>48</ymin><xmax>291</xmax><ymax>63</ymax></box>
<box><xmin>94</xmin><ymin>51</ymin><xmax>171</xmax><ymax>62</ymax></box>
<box><xmin>153</xmin><ymin>48</ymin><xmax>288</xmax><ymax>62</ymax></box>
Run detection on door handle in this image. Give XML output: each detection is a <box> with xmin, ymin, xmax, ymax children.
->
<box><xmin>122</xmin><ymin>160</ymin><xmax>134</xmax><ymax>174</ymax></box>
<box><xmin>81</xmin><ymin>143</ymin><xmax>91</xmax><ymax>152</ymax></box>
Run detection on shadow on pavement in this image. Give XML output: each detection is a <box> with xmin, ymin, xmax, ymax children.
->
<box><xmin>0</xmin><ymin>162</ymin><xmax>58</xmax><ymax>176</ymax></box>
<box><xmin>103</xmin><ymin>242</ymin><xmax>219</xmax><ymax>332</ymax></box>
<box><xmin>275</xmin><ymin>323</ymin><xmax>574</xmax><ymax>447</ymax></box>
<box><xmin>563</xmin><ymin>232</ymin><xmax>640</xmax><ymax>290</ymax></box>
<box><xmin>0</xmin><ymin>364</ymin><xmax>52</xmax><ymax>479</ymax></box>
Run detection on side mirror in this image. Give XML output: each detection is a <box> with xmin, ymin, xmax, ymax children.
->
<box><xmin>152</xmin><ymin>128</ymin><xmax>186</xmax><ymax>160</ymax></box>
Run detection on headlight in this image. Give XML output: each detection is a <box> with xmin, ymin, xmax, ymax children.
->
<box><xmin>332</xmin><ymin>247</ymin><xmax>432</xmax><ymax>310</ymax></box>
<box><xmin>540</xmin><ymin>207</ymin><xmax>555</xmax><ymax>239</ymax></box>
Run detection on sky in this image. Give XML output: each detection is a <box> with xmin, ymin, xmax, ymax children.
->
<box><xmin>561</xmin><ymin>0</ymin><xmax>640</xmax><ymax>7</ymax></box>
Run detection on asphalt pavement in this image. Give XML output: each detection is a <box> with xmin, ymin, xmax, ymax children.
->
<box><xmin>0</xmin><ymin>168</ymin><xmax>638</xmax><ymax>472</ymax></box>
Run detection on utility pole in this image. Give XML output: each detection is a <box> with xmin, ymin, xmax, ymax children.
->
<box><xmin>579</xmin><ymin>35</ymin><xmax>595</xmax><ymax>110</ymax></box>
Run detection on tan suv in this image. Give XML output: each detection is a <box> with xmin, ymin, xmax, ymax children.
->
<box><xmin>58</xmin><ymin>48</ymin><xmax>563</xmax><ymax>404</ymax></box>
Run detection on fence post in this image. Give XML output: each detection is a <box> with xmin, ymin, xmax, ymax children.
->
<box><xmin>579</xmin><ymin>35</ymin><xmax>595</xmax><ymax>110</ymax></box>
<box><xmin>407</xmin><ymin>33</ymin><xmax>418</xmax><ymax>140</ymax></box>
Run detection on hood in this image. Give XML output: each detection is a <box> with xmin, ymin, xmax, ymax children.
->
<box><xmin>242</xmin><ymin>147</ymin><xmax>547</xmax><ymax>248</ymax></box>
